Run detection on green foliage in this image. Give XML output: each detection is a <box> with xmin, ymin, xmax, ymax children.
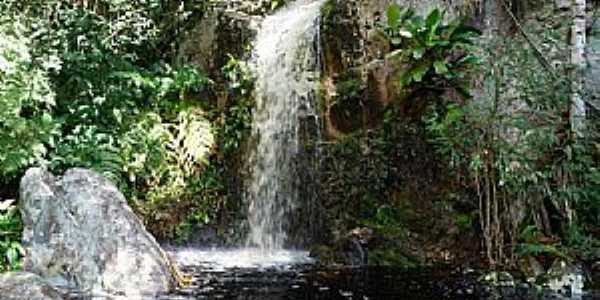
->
<box><xmin>422</xmin><ymin>10</ymin><xmax>600</xmax><ymax>264</ymax></box>
<box><xmin>270</xmin><ymin>0</ymin><xmax>287</xmax><ymax>11</ymax></box>
<box><xmin>424</xmin><ymin>104</ymin><xmax>468</xmax><ymax>169</ymax></box>
<box><xmin>0</xmin><ymin>16</ymin><xmax>59</xmax><ymax>181</ymax></box>
<box><xmin>50</xmin><ymin>125</ymin><xmax>123</xmax><ymax>184</ymax></box>
<box><xmin>380</xmin><ymin>6</ymin><xmax>480</xmax><ymax>94</ymax></box>
<box><xmin>454</xmin><ymin>213</ymin><xmax>473</xmax><ymax>233</ymax></box>
<box><xmin>360</xmin><ymin>204</ymin><xmax>408</xmax><ymax>243</ymax></box>
<box><xmin>120</xmin><ymin>113</ymin><xmax>170</xmax><ymax>186</ymax></box>
<box><xmin>125</xmin><ymin>109</ymin><xmax>215</xmax><ymax>205</ymax></box>
<box><xmin>220</xmin><ymin>56</ymin><xmax>254</xmax><ymax>155</ymax></box>
<box><xmin>321</xmin><ymin>126</ymin><xmax>421</xmax><ymax>267</ymax></box>
<box><xmin>169</xmin><ymin>109</ymin><xmax>215</xmax><ymax>171</ymax></box>
<box><xmin>46</xmin><ymin>58</ymin><xmax>215</xmax><ymax>227</ymax></box>
<box><xmin>329</xmin><ymin>71</ymin><xmax>364</xmax><ymax>131</ymax></box>
<box><xmin>222</xmin><ymin>55</ymin><xmax>253</xmax><ymax>96</ymax></box>
<box><xmin>0</xmin><ymin>200</ymin><xmax>23</xmax><ymax>272</ymax></box>
<box><xmin>332</xmin><ymin>71</ymin><xmax>363</xmax><ymax>106</ymax></box>
<box><xmin>368</xmin><ymin>248</ymin><xmax>418</xmax><ymax>268</ymax></box>
<box><xmin>515</xmin><ymin>225</ymin><xmax>571</xmax><ymax>261</ymax></box>
<box><xmin>0</xmin><ymin>0</ymin><xmax>238</xmax><ymax>243</ymax></box>
<box><xmin>115</xmin><ymin>106</ymin><xmax>221</xmax><ymax>240</ymax></box>
<box><xmin>0</xmin><ymin>0</ymin><xmax>212</xmax><ymax>183</ymax></box>
<box><xmin>172</xmin><ymin>164</ymin><xmax>225</xmax><ymax>244</ymax></box>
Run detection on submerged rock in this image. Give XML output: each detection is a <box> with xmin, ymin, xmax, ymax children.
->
<box><xmin>311</xmin><ymin>228</ymin><xmax>376</xmax><ymax>266</ymax></box>
<box><xmin>592</xmin><ymin>262</ymin><xmax>600</xmax><ymax>290</ymax></box>
<box><xmin>0</xmin><ymin>272</ymin><xmax>65</xmax><ymax>300</ymax></box>
<box><xmin>19</xmin><ymin>168</ymin><xmax>178</xmax><ymax>297</ymax></box>
<box><xmin>481</xmin><ymin>271</ymin><xmax>516</xmax><ymax>287</ymax></box>
<box><xmin>545</xmin><ymin>260</ymin><xmax>585</xmax><ymax>297</ymax></box>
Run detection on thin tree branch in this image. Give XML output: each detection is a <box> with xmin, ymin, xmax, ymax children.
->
<box><xmin>500</xmin><ymin>0</ymin><xmax>600</xmax><ymax>113</ymax></box>
<box><xmin>499</xmin><ymin>0</ymin><xmax>558</xmax><ymax>79</ymax></box>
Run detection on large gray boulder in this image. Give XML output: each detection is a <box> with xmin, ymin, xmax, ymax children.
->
<box><xmin>19</xmin><ymin>168</ymin><xmax>178</xmax><ymax>297</ymax></box>
<box><xmin>0</xmin><ymin>272</ymin><xmax>65</xmax><ymax>300</ymax></box>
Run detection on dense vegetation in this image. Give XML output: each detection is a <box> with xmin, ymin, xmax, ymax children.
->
<box><xmin>0</xmin><ymin>0</ymin><xmax>257</xmax><ymax>269</ymax></box>
<box><xmin>0</xmin><ymin>0</ymin><xmax>598</xmax><ymax>279</ymax></box>
<box><xmin>318</xmin><ymin>1</ymin><xmax>599</xmax><ymax>271</ymax></box>
<box><xmin>378</xmin><ymin>4</ymin><xmax>600</xmax><ymax>267</ymax></box>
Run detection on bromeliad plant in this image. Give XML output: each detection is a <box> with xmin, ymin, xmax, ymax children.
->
<box><xmin>380</xmin><ymin>6</ymin><xmax>480</xmax><ymax>95</ymax></box>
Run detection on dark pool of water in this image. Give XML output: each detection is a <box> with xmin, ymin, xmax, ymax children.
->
<box><xmin>164</xmin><ymin>264</ymin><xmax>597</xmax><ymax>300</ymax></box>
<box><xmin>63</xmin><ymin>248</ymin><xmax>596</xmax><ymax>299</ymax></box>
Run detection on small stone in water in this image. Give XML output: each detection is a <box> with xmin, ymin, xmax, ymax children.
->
<box><xmin>319</xmin><ymin>286</ymin><xmax>330</xmax><ymax>291</ymax></box>
<box><xmin>339</xmin><ymin>290</ymin><xmax>353</xmax><ymax>297</ymax></box>
<box><xmin>291</xmin><ymin>285</ymin><xmax>300</xmax><ymax>289</ymax></box>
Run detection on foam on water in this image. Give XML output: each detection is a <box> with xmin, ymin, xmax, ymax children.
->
<box><xmin>172</xmin><ymin>248</ymin><xmax>313</xmax><ymax>270</ymax></box>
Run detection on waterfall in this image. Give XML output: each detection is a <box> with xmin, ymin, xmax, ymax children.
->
<box><xmin>245</xmin><ymin>0</ymin><xmax>324</xmax><ymax>252</ymax></box>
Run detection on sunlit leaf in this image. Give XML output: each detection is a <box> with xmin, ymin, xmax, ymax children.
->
<box><xmin>386</xmin><ymin>4</ymin><xmax>402</xmax><ymax>29</ymax></box>
<box><xmin>433</xmin><ymin>60</ymin><xmax>449</xmax><ymax>75</ymax></box>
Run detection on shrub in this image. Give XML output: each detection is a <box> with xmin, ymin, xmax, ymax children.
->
<box><xmin>0</xmin><ymin>200</ymin><xmax>23</xmax><ymax>272</ymax></box>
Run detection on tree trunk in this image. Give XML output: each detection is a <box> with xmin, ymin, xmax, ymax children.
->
<box><xmin>570</xmin><ymin>0</ymin><xmax>586</xmax><ymax>136</ymax></box>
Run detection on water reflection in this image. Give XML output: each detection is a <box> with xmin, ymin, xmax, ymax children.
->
<box><xmin>165</xmin><ymin>248</ymin><xmax>598</xmax><ymax>300</ymax></box>
<box><xmin>65</xmin><ymin>248</ymin><xmax>597</xmax><ymax>299</ymax></box>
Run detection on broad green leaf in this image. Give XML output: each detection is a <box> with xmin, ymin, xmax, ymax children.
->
<box><xmin>426</xmin><ymin>9</ymin><xmax>442</xmax><ymax>44</ymax></box>
<box><xmin>386</xmin><ymin>4</ymin><xmax>402</xmax><ymax>29</ymax></box>
<box><xmin>457</xmin><ymin>55</ymin><xmax>480</xmax><ymax>66</ymax></box>
<box><xmin>433</xmin><ymin>60</ymin><xmax>449</xmax><ymax>75</ymax></box>
<box><xmin>450</xmin><ymin>25</ymin><xmax>482</xmax><ymax>42</ymax></box>
<box><xmin>432</xmin><ymin>40</ymin><xmax>450</xmax><ymax>47</ymax></box>
<box><xmin>411</xmin><ymin>16</ymin><xmax>425</xmax><ymax>29</ymax></box>
<box><xmin>411</xmin><ymin>63</ymin><xmax>430</xmax><ymax>82</ymax></box>
<box><xmin>412</xmin><ymin>47</ymin><xmax>425</xmax><ymax>59</ymax></box>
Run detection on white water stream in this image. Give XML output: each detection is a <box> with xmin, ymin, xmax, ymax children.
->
<box><xmin>174</xmin><ymin>1</ymin><xmax>323</xmax><ymax>269</ymax></box>
<box><xmin>245</xmin><ymin>0</ymin><xmax>323</xmax><ymax>252</ymax></box>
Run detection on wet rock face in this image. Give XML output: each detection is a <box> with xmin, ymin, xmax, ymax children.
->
<box><xmin>545</xmin><ymin>260</ymin><xmax>585</xmax><ymax>297</ymax></box>
<box><xmin>19</xmin><ymin>168</ymin><xmax>177</xmax><ymax>297</ymax></box>
<box><xmin>178</xmin><ymin>8</ymin><xmax>259</xmax><ymax>83</ymax></box>
<box><xmin>319</xmin><ymin>0</ymin><xmax>475</xmax><ymax>137</ymax></box>
<box><xmin>0</xmin><ymin>272</ymin><xmax>65</xmax><ymax>300</ymax></box>
<box><xmin>592</xmin><ymin>262</ymin><xmax>600</xmax><ymax>290</ymax></box>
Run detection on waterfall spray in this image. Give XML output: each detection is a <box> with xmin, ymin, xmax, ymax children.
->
<box><xmin>245</xmin><ymin>0</ymin><xmax>324</xmax><ymax>252</ymax></box>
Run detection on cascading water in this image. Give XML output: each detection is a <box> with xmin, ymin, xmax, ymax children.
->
<box><xmin>245</xmin><ymin>0</ymin><xmax>324</xmax><ymax>252</ymax></box>
<box><xmin>172</xmin><ymin>0</ymin><xmax>323</xmax><ymax>269</ymax></box>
